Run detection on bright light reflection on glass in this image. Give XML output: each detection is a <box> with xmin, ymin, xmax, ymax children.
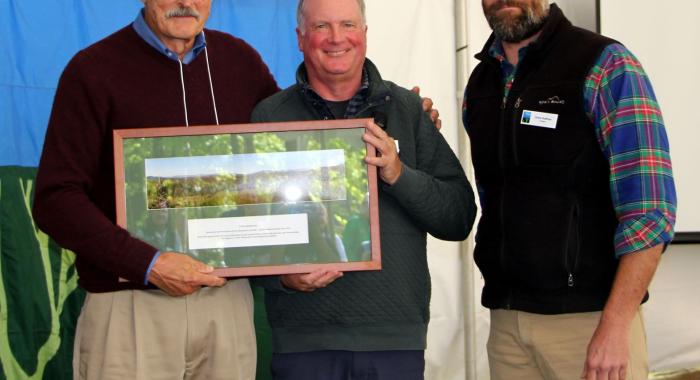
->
<box><xmin>283</xmin><ymin>185</ymin><xmax>303</xmax><ymax>203</ymax></box>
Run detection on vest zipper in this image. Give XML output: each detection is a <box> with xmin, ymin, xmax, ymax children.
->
<box><xmin>356</xmin><ymin>101</ymin><xmax>381</xmax><ymax>116</ymax></box>
<box><xmin>511</xmin><ymin>96</ymin><xmax>523</xmax><ymax>167</ymax></box>
<box><xmin>499</xmin><ymin>92</ymin><xmax>514</xmax><ymax>310</ymax></box>
<box><xmin>498</xmin><ymin>75</ymin><xmax>521</xmax><ymax>309</ymax></box>
<box><xmin>355</xmin><ymin>94</ymin><xmax>390</xmax><ymax>117</ymax></box>
<box><xmin>564</xmin><ymin>201</ymin><xmax>581</xmax><ymax>288</ymax></box>
<box><xmin>500</xmin><ymin>183</ymin><xmax>511</xmax><ymax>309</ymax></box>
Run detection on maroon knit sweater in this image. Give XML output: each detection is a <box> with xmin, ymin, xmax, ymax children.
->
<box><xmin>32</xmin><ymin>25</ymin><xmax>279</xmax><ymax>292</ymax></box>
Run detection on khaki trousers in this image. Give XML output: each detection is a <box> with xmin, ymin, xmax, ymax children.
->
<box><xmin>73</xmin><ymin>279</ymin><xmax>255</xmax><ymax>380</ymax></box>
<box><xmin>488</xmin><ymin>308</ymin><xmax>648</xmax><ymax>380</ymax></box>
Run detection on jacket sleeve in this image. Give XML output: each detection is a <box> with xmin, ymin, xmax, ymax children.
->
<box><xmin>32</xmin><ymin>52</ymin><xmax>157</xmax><ymax>284</ymax></box>
<box><xmin>382</xmin><ymin>101</ymin><xmax>477</xmax><ymax>241</ymax></box>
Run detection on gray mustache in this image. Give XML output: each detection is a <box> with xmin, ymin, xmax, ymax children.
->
<box><xmin>165</xmin><ymin>7</ymin><xmax>200</xmax><ymax>19</ymax></box>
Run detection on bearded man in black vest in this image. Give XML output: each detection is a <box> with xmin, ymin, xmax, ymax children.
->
<box><xmin>463</xmin><ymin>1</ymin><xmax>677</xmax><ymax>379</ymax></box>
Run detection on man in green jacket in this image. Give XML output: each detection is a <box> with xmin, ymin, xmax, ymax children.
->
<box><xmin>251</xmin><ymin>0</ymin><xmax>477</xmax><ymax>378</ymax></box>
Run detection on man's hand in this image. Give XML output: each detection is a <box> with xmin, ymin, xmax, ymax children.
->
<box><xmin>281</xmin><ymin>269</ymin><xmax>343</xmax><ymax>292</ymax></box>
<box><xmin>581</xmin><ymin>244</ymin><xmax>663</xmax><ymax>380</ymax></box>
<box><xmin>147</xmin><ymin>252</ymin><xmax>225</xmax><ymax>297</ymax></box>
<box><xmin>363</xmin><ymin>121</ymin><xmax>402</xmax><ymax>185</ymax></box>
<box><xmin>411</xmin><ymin>86</ymin><xmax>442</xmax><ymax>130</ymax></box>
<box><xmin>581</xmin><ymin>319</ymin><xmax>631</xmax><ymax>380</ymax></box>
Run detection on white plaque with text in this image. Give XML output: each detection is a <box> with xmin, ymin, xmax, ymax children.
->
<box><xmin>188</xmin><ymin>214</ymin><xmax>309</xmax><ymax>250</ymax></box>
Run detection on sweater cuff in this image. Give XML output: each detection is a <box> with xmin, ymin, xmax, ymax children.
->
<box><xmin>381</xmin><ymin>164</ymin><xmax>422</xmax><ymax>201</ymax></box>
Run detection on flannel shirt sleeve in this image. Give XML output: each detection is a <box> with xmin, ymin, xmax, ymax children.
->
<box><xmin>584</xmin><ymin>43</ymin><xmax>677</xmax><ymax>257</ymax></box>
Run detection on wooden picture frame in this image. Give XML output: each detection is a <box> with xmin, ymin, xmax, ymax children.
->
<box><xmin>113</xmin><ymin>119</ymin><xmax>381</xmax><ymax>277</ymax></box>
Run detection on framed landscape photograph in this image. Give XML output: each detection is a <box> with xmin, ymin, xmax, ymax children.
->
<box><xmin>113</xmin><ymin>119</ymin><xmax>381</xmax><ymax>277</ymax></box>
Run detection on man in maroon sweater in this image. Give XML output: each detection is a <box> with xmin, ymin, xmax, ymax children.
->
<box><xmin>32</xmin><ymin>0</ymin><xmax>278</xmax><ymax>378</ymax></box>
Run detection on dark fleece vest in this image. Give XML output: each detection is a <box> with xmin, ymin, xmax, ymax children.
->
<box><xmin>465</xmin><ymin>4</ymin><xmax>625</xmax><ymax>314</ymax></box>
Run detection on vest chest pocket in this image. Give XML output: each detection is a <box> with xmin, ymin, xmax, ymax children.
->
<box><xmin>512</xmin><ymin>84</ymin><xmax>593</xmax><ymax>167</ymax></box>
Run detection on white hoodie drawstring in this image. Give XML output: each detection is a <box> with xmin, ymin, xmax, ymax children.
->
<box><xmin>204</xmin><ymin>44</ymin><xmax>220</xmax><ymax>126</ymax></box>
<box><xmin>177</xmin><ymin>31</ymin><xmax>220</xmax><ymax>127</ymax></box>
<box><xmin>177</xmin><ymin>59</ymin><xmax>189</xmax><ymax>127</ymax></box>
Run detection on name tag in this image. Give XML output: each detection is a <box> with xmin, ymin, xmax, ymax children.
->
<box><xmin>520</xmin><ymin>110</ymin><xmax>558</xmax><ymax>129</ymax></box>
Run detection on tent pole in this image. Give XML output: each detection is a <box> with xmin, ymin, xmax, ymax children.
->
<box><xmin>455</xmin><ymin>0</ymin><xmax>477</xmax><ymax>379</ymax></box>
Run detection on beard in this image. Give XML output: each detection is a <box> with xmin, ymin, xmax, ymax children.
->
<box><xmin>483</xmin><ymin>0</ymin><xmax>548</xmax><ymax>42</ymax></box>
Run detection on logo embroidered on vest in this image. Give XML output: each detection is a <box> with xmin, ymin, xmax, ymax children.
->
<box><xmin>538</xmin><ymin>96</ymin><xmax>566</xmax><ymax>105</ymax></box>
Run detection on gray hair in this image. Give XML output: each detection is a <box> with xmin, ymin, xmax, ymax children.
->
<box><xmin>296</xmin><ymin>0</ymin><xmax>366</xmax><ymax>32</ymax></box>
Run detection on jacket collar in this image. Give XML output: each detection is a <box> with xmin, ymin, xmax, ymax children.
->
<box><xmin>294</xmin><ymin>58</ymin><xmax>391</xmax><ymax>104</ymax></box>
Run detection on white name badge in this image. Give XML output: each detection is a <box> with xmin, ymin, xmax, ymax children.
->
<box><xmin>520</xmin><ymin>110</ymin><xmax>558</xmax><ymax>129</ymax></box>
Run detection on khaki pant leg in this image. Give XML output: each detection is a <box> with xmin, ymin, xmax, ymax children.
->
<box><xmin>523</xmin><ymin>310</ymin><xmax>602</xmax><ymax>379</ymax></box>
<box><xmin>627</xmin><ymin>310</ymin><xmax>649</xmax><ymax>380</ymax></box>
<box><xmin>73</xmin><ymin>288</ymin><xmax>188</xmax><ymax>380</ymax></box>
<box><xmin>488</xmin><ymin>309</ymin><xmax>648</xmax><ymax>380</ymax></box>
<box><xmin>527</xmin><ymin>309</ymin><xmax>648</xmax><ymax>380</ymax></box>
<box><xmin>487</xmin><ymin>309</ymin><xmax>544</xmax><ymax>380</ymax></box>
<box><xmin>186</xmin><ymin>279</ymin><xmax>256</xmax><ymax>380</ymax></box>
<box><xmin>73</xmin><ymin>280</ymin><xmax>256</xmax><ymax>380</ymax></box>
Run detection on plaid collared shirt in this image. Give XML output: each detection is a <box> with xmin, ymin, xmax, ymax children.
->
<box><xmin>300</xmin><ymin>68</ymin><xmax>371</xmax><ymax>119</ymax></box>
<box><xmin>479</xmin><ymin>41</ymin><xmax>677</xmax><ymax>257</ymax></box>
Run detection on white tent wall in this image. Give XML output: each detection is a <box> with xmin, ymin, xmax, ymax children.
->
<box><xmin>646</xmin><ymin>245</ymin><xmax>700</xmax><ymax>372</ymax></box>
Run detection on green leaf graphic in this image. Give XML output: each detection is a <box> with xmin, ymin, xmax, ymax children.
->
<box><xmin>0</xmin><ymin>167</ymin><xmax>83</xmax><ymax>380</ymax></box>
